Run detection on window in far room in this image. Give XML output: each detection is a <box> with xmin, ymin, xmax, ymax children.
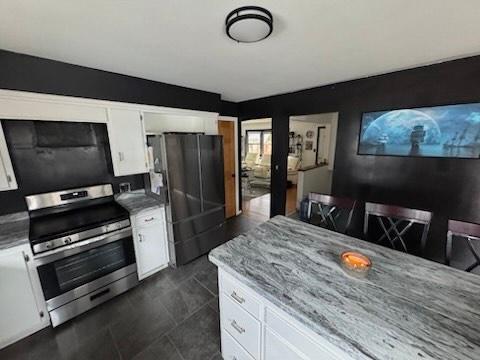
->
<box><xmin>246</xmin><ymin>130</ymin><xmax>272</xmax><ymax>156</ymax></box>
<box><xmin>262</xmin><ymin>131</ymin><xmax>272</xmax><ymax>155</ymax></box>
<box><xmin>246</xmin><ymin>131</ymin><xmax>261</xmax><ymax>154</ymax></box>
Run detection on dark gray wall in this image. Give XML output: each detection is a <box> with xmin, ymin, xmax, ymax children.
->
<box><xmin>0</xmin><ymin>50</ymin><xmax>221</xmax><ymax>112</ymax></box>
<box><xmin>0</xmin><ymin>49</ymin><xmax>225</xmax><ymax>215</ymax></box>
<box><xmin>239</xmin><ymin>55</ymin><xmax>480</xmax><ymax>263</ymax></box>
<box><xmin>220</xmin><ymin>100</ymin><xmax>239</xmax><ymax>117</ymax></box>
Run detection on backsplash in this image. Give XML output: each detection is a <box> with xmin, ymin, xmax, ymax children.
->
<box><xmin>0</xmin><ymin>120</ymin><xmax>144</xmax><ymax>215</ymax></box>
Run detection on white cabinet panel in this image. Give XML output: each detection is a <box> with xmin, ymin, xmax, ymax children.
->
<box><xmin>218</xmin><ymin>269</ymin><xmax>350</xmax><ymax>360</ymax></box>
<box><xmin>0</xmin><ymin>97</ymin><xmax>107</xmax><ymax>123</ymax></box>
<box><xmin>0</xmin><ymin>245</ymin><xmax>49</xmax><ymax>349</ymax></box>
<box><xmin>265</xmin><ymin>328</ymin><xmax>305</xmax><ymax>360</ymax></box>
<box><xmin>220</xmin><ymin>272</ymin><xmax>261</xmax><ymax>319</ymax></box>
<box><xmin>221</xmin><ymin>328</ymin><xmax>255</xmax><ymax>360</ymax></box>
<box><xmin>220</xmin><ymin>294</ymin><xmax>261</xmax><ymax>359</ymax></box>
<box><xmin>0</xmin><ymin>123</ymin><xmax>18</xmax><ymax>191</ymax></box>
<box><xmin>265</xmin><ymin>308</ymin><xmax>337</xmax><ymax>360</ymax></box>
<box><xmin>107</xmin><ymin>108</ymin><xmax>148</xmax><ymax>176</ymax></box>
<box><xmin>133</xmin><ymin>208</ymin><xmax>169</xmax><ymax>280</ymax></box>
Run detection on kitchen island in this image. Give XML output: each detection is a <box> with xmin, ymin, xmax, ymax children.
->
<box><xmin>209</xmin><ymin>216</ymin><xmax>480</xmax><ymax>360</ymax></box>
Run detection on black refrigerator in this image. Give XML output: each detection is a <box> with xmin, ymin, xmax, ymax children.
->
<box><xmin>159</xmin><ymin>134</ymin><xmax>226</xmax><ymax>266</ymax></box>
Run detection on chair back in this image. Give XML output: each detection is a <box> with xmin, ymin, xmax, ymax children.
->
<box><xmin>446</xmin><ymin>219</ymin><xmax>480</xmax><ymax>273</ymax></box>
<box><xmin>307</xmin><ymin>193</ymin><xmax>356</xmax><ymax>234</ymax></box>
<box><xmin>364</xmin><ymin>202</ymin><xmax>432</xmax><ymax>254</ymax></box>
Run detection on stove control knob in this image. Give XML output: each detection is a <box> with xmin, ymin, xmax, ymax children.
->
<box><xmin>64</xmin><ymin>237</ymin><xmax>72</xmax><ymax>244</ymax></box>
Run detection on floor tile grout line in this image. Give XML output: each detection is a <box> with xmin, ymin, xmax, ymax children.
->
<box><xmin>192</xmin><ymin>274</ymin><xmax>218</xmax><ymax>298</ymax></box>
<box><xmin>166</xmin><ymin>333</ymin><xmax>187</xmax><ymax>360</ymax></box>
<box><xmin>158</xmin><ymin>298</ymin><xmax>179</xmax><ymax>327</ymax></box>
<box><xmin>107</xmin><ymin>326</ymin><xmax>124</xmax><ymax>360</ymax></box>
<box><xmin>164</xmin><ymin>300</ymin><xmax>214</xmax><ymax>337</ymax></box>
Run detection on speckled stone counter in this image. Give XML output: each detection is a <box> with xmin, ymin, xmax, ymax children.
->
<box><xmin>209</xmin><ymin>216</ymin><xmax>480</xmax><ymax>360</ymax></box>
<box><xmin>0</xmin><ymin>212</ymin><xmax>30</xmax><ymax>250</ymax></box>
<box><xmin>115</xmin><ymin>191</ymin><xmax>165</xmax><ymax>216</ymax></box>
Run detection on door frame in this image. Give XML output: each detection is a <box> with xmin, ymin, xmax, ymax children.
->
<box><xmin>218</xmin><ymin>116</ymin><xmax>240</xmax><ymax>215</ymax></box>
<box><xmin>315</xmin><ymin>126</ymin><xmax>327</xmax><ymax>165</ymax></box>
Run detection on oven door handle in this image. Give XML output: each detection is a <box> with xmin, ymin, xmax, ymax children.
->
<box><xmin>34</xmin><ymin>227</ymin><xmax>132</xmax><ymax>266</ymax></box>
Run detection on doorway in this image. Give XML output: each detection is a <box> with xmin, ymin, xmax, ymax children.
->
<box><xmin>285</xmin><ymin>113</ymin><xmax>339</xmax><ymax>216</ymax></box>
<box><xmin>218</xmin><ymin>119</ymin><xmax>237</xmax><ymax>218</ymax></box>
<box><xmin>241</xmin><ymin>118</ymin><xmax>272</xmax><ymax>222</ymax></box>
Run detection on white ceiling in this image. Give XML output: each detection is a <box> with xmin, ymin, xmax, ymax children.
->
<box><xmin>1</xmin><ymin>1</ymin><xmax>480</xmax><ymax>102</ymax></box>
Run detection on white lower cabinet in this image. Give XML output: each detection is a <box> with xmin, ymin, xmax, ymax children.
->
<box><xmin>0</xmin><ymin>244</ymin><xmax>49</xmax><ymax>349</ymax></box>
<box><xmin>220</xmin><ymin>294</ymin><xmax>261</xmax><ymax>359</ymax></box>
<box><xmin>264</xmin><ymin>328</ymin><xmax>305</xmax><ymax>360</ymax></box>
<box><xmin>221</xmin><ymin>328</ymin><xmax>255</xmax><ymax>360</ymax></box>
<box><xmin>132</xmin><ymin>208</ymin><xmax>169</xmax><ymax>280</ymax></box>
<box><xmin>218</xmin><ymin>269</ymin><xmax>349</xmax><ymax>360</ymax></box>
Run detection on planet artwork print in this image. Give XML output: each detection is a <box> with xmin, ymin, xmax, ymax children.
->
<box><xmin>358</xmin><ymin>103</ymin><xmax>480</xmax><ymax>158</ymax></box>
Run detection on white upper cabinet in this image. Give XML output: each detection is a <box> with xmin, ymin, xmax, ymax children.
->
<box><xmin>0</xmin><ymin>122</ymin><xmax>18</xmax><ymax>191</ymax></box>
<box><xmin>107</xmin><ymin>108</ymin><xmax>149</xmax><ymax>176</ymax></box>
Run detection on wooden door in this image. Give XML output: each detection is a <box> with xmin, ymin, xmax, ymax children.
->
<box><xmin>218</xmin><ymin>120</ymin><xmax>236</xmax><ymax>218</ymax></box>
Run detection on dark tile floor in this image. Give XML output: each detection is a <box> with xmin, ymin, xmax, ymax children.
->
<box><xmin>0</xmin><ymin>214</ymin><xmax>263</xmax><ymax>360</ymax></box>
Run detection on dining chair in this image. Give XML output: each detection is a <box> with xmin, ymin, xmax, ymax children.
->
<box><xmin>364</xmin><ymin>202</ymin><xmax>432</xmax><ymax>254</ymax></box>
<box><xmin>307</xmin><ymin>193</ymin><xmax>356</xmax><ymax>234</ymax></box>
<box><xmin>446</xmin><ymin>219</ymin><xmax>480</xmax><ymax>273</ymax></box>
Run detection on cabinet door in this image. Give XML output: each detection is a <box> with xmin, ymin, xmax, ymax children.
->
<box><xmin>0</xmin><ymin>122</ymin><xmax>18</xmax><ymax>191</ymax></box>
<box><xmin>107</xmin><ymin>108</ymin><xmax>148</xmax><ymax>176</ymax></box>
<box><xmin>0</xmin><ymin>246</ymin><xmax>47</xmax><ymax>348</ymax></box>
<box><xmin>265</xmin><ymin>328</ymin><xmax>306</xmax><ymax>360</ymax></box>
<box><xmin>135</xmin><ymin>220</ymin><xmax>169</xmax><ymax>279</ymax></box>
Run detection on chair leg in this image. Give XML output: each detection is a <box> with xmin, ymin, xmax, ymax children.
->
<box><xmin>420</xmin><ymin>223</ymin><xmax>431</xmax><ymax>256</ymax></box>
<box><xmin>445</xmin><ymin>231</ymin><xmax>452</xmax><ymax>266</ymax></box>
<box><xmin>363</xmin><ymin>213</ymin><xmax>369</xmax><ymax>240</ymax></box>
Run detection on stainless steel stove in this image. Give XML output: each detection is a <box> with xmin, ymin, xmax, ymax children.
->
<box><xmin>26</xmin><ymin>184</ymin><xmax>138</xmax><ymax>327</ymax></box>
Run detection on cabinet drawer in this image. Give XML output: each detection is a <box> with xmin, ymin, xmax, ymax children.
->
<box><xmin>220</xmin><ymin>272</ymin><xmax>260</xmax><ymax>319</ymax></box>
<box><xmin>265</xmin><ymin>308</ymin><xmax>337</xmax><ymax>360</ymax></box>
<box><xmin>221</xmin><ymin>327</ymin><xmax>255</xmax><ymax>360</ymax></box>
<box><xmin>134</xmin><ymin>208</ymin><xmax>164</xmax><ymax>227</ymax></box>
<box><xmin>220</xmin><ymin>294</ymin><xmax>261</xmax><ymax>359</ymax></box>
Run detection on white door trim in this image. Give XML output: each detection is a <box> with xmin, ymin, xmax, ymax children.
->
<box><xmin>218</xmin><ymin>116</ymin><xmax>240</xmax><ymax>216</ymax></box>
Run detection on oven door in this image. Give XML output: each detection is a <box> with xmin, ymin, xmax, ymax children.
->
<box><xmin>35</xmin><ymin>227</ymin><xmax>136</xmax><ymax>311</ymax></box>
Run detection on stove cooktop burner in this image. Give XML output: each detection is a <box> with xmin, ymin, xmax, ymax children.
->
<box><xmin>26</xmin><ymin>184</ymin><xmax>130</xmax><ymax>254</ymax></box>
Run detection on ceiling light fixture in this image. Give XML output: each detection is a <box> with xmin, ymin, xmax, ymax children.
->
<box><xmin>225</xmin><ymin>6</ymin><xmax>273</xmax><ymax>43</ymax></box>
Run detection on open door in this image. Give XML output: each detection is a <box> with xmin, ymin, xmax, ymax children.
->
<box><xmin>218</xmin><ymin>120</ymin><xmax>236</xmax><ymax>218</ymax></box>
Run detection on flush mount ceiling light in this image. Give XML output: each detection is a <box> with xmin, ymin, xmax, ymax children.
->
<box><xmin>225</xmin><ymin>6</ymin><xmax>273</xmax><ymax>43</ymax></box>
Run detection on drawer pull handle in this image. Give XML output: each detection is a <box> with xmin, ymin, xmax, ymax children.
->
<box><xmin>231</xmin><ymin>291</ymin><xmax>245</xmax><ymax>304</ymax></box>
<box><xmin>231</xmin><ymin>320</ymin><xmax>245</xmax><ymax>334</ymax></box>
<box><xmin>144</xmin><ymin>217</ymin><xmax>155</xmax><ymax>222</ymax></box>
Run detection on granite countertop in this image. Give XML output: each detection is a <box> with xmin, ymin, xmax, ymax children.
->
<box><xmin>0</xmin><ymin>212</ymin><xmax>30</xmax><ymax>250</ymax></box>
<box><xmin>209</xmin><ymin>216</ymin><xmax>480</xmax><ymax>360</ymax></box>
<box><xmin>115</xmin><ymin>190</ymin><xmax>165</xmax><ymax>216</ymax></box>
